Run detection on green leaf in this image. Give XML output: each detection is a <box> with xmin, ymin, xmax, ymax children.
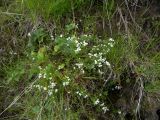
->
<box><xmin>54</xmin><ymin>45</ymin><xmax>60</xmax><ymax>52</ymax></box>
<box><xmin>32</xmin><ymin>106</ymin><xmax>40</xmax><ymax>114</ymax></box>
<box><xmin>58</xmin><ymin>64</ymin><xmax>65</xmax><ymax>70</ymax></box>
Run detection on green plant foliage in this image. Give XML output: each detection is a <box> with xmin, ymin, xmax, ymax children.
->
<box><xmin>28</xmin><ymin>28</ymin><xmax>49</xmax><ymax>50</ymax></box>
<box><xmin>24</xmin><ymin>0</ymin><xmax>89</xmax><ymax>19</ymax></box>
<box><xmin>145</xmin><ymin>80</ymin><xmax>160</xmax><ymax>92</ymax></box>
<box><xmin>1</xmin><ymin>0</ymin><xmax>160</xmax><ymax>119</ymax></box>
<box><xmin>103</xmin><ymin>0</ymin><xmax>115</xmax><ymax>18</ymax></box>
<box><xmin>6</xmin><ymin>30</ymin><xmax>119</xmax><ymax>119</ymax></box>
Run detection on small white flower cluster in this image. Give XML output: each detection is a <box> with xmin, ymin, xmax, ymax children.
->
<box><xmin>33</xmin><ymin>81</ymin><xmax>58</xmax><ymax>96</ymax></box>
<box><xmin>108</xmin><ymin>38</ymin><xmax>115</xmax><ymax>47</ymax></box>
<box><xmin>27</xmin><ymin>32</ymin><xmax>31</xmax><ymax>37</ymax></box>
<box><xmin>99</xmin><ymin>44</ymin><xmax>110</xmax><ymax>53</ymax></box>
<box><xmin>88</xmin><ymin>52</ymin><xmax>111</xmax><ymax>68</ymax></box>
<box><xmin>75</xmin><ymin>63</ymin><xmax>85</xmax><ymax>73</ymax></box>
<box><xmin>33</xmin><ymin>84</ymin><xmax>47</xmax><ymax>91</ymax></box>
<box><xmin>118</xmin><ymin>110</ymin><xmax>122</xmax><ymax>114</ymax></box>
<box><xmin>67</xmin><ymin>35</ymin><xmax>89</xmax><ymax>53</ymax></box>
<box><xmin>75</xmin><ymin>40</ymin><xmax>88</xmax><ymax>53</ymax></box>
<box><xmin>102</xmin><ymin>106</ymin><xmax>109</xmax><ymax>113</ymax></box>
<box><xmin>50</xmin><ymin>34</ymin><xmax>54</xmax><ymax>40</ymax></box>
<box><xmin>56</xmin><ymin>34</ymin><xmax>91</xmax><ymax>54</ymax></box>
<box><xmin>115</xmin><ymin>85</ymin><xmax>122</xmax><ymax>90</ymax></box>
<box><xmin>66</xmin><ymin>35</ymin><xmax>76</xmax><ymax>41</ymax></box>
<box><xmin>9</xmin><ymin>51</ymin><xmax>17</xmax><ymax>55</ymax></box>
<box><xmin>112</xmin><ymin>85</ymin><xmax>122</xmax><ymax>91</ymax></box>
<box><xmin>48</xmin><ymin>81</ymin><xmax>58</xmax><ymax>96</ymax></box>
<box><xmin>60</xmin><ymin>34</ymin><xmax>63</xmax><ymax>38</ymax></box>
<box><xmin>75</xmin><ymin>91</ymin><xmax>88</xmax><ymax>98</ymax></box>
<box><xmin>83</xmin><ymin>34</ymin><xmax>92</xmax><ymax>38</ymax></box>
<box><xmin>65</xmin><ymin>35</ymin><xmax>83</xmax><ymax>53</ymax></box>
<box><xmin>75</xmin><ymin>63</ymin><xmax>83</xmax><ymax>69</ymax></box>
<box><xmin>65</xmin><ymin>107</ymin><xmax>71</xmax><ymax>111</ymax></box>
<box><xmin>62</xmin><ymin>76</ymin><xmax>71</xmax><ymax>87</ymax></box>
<box><xmin>38</xmin><ymin>66</ymin><xmax>53</xmax><ymax>80</ymax></box>
<box><xmin>38</xmin><ymin>73</ymin><xmax>47</xmax><ymax>79</ymax></box>
<box><xmin>58</xmin><ymin>64</ymin><xmax>65</xmax><ymax>70</ymax></box>
<box><xmin>94</xmin><ymin>99</ymin><xmax>109</xmax><ymax>113</ymax></box>
<box><xmin>49</xmin><ymin>82</ymin><xmax>56</xmax><ymax>89</ymax></box>
<box><xmin>63</xmin><ymin>81</ymin><xmax>69</xmax><ymax>86</ymax></box>
<box><xmin>94</xmin><ymin>99</ymin><xmax>100</xmax><ymax>105</ymax></box>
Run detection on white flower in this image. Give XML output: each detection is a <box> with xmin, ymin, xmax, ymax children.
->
<box><xmin>83</xmin><ymin>41</ymin><xmax>88</xmax><ymax>46</ymax></box>
<box><xmin>76</xmin><ymin>91</ymin><xmax>82</xmax><ymax>96</ymax></box>
<box><xmin>60</xmin><ymin>34</ymin><xmax>63</xmax><ymax>37</ymax></box>
<box><xmin>50</xmin><ymin>35</ymin><xmax>54</xmax><ymax>40</ymax></box>
<box><xmin>65</xmin><ymin>107</ymin><xmax>70</xmax><ymax>111</ymax></box>
<box><xmin>66</xmin><ymin>76</ymin><xmax>71</xmax><ymax>81</ymax></box>
<box><xmin>27</xmin><ymin>32</ymin><xmax>31</xmax><ymax>37</ymax></box>
<box><xmin>78</xmin><ymin>93</ymin><xmax>82</xmax><ymax>96</ymax></box>
<box><xmin>75</xmin><ymin>63</ymin><xmax>83</xmax><ymax>69</ymax></box>
<box><xmin>55</xmin><ymin>89</ymin><xmax>58</xmax><ymax>93</ymax></box>
<box><xmin>94</xmin><ymin>60</ymin><xmax>98</xmax><ymax>64</ymax></box>
<box><xmin>43</xmin><ymin>87</ymin><xmax>47</xmax><ymax>91</ymax></box>
<box><xmin>75</xmin><ymin>40</ymin><xmax>78</xmax><ymax>43</ymax></box>
<box><xmin>76</xmin><ymin>91</ymin><xmax>79</xmax><ymax>94</ymax></box>
<box><xmin>99</xmin><ymin>52</ymin><xmax>103</xmax><ymax>55</ymax></box>
<box><xmin>94</xmin><ymin>99</ymin><xmax>100</xmax><ymax>105</ymax></box>
<box><xmin>108</xmin><ymin>43</ymin><xmax>114</xmax><ymax>47</ymax></box>
<box><xmin>76</xmin><ymin>43</ymin><xmax>81</xmax><ymax>48</ymax></box>
<box><xmin>106</xmin><ymin>49</ymin><xmax>110</xmax><ymax>53</ymax></box>
<box><xmin>37</xmin><ymin>85</ymin><xmax>42</xmax><ymax>90</ymax></box>
<box><xmin>115</xmin><ymin>85</ymin><xmax>122</xmax><ymax>90</ymax></box>
<box><xmin>48</xmin><ymin>91</ymin><xmax>53</xmax><ymax>96</ymax></box>
<box><xmin>102</xmin><ymin>106</ymin><xmax>109</xmax><ymax>113</ymax></box>
<box><xmin>38</xmin><ymin>66</ymin><xmax>42</xmax><ymax>70</ymax></box>
<box><xmin>84</xmin><ymin>95</ymin><xmax>88</xmax><ymax>98</ymax></box>
<box><xmin>109</xmin><ymin>38</ymin><xmax>114</xmax><ymax>42</ymax></box>
<box><xmin>75</xmin><ymin>47</ymin><xmax>81</xmax><ymax>53</ymax></box>
<box><xmin>66</xmin><ymin>37</ymin><xmax>71</xmax><ymax>41</ymax></box>
<box><xmin>100</xmin><ymin>103</ymin><xmax>105</xmax><ymax>107</ymax></box>
<box><xmin>99</xmin><ymin>58</ymin><xmax>106</xmax><ymax>63</ymax></box>
<box><xmin>43</xmin><ymin>73</ymin><xmax>47</xmax><ymax>78</ymax></box>
<box><xmin>38</xmin><ymin>73</ymin><xmax>42</xmax><ymax>79</ymax></box>
<box><xmin>63</xmin><ymin>81</ymin><xmax>69</xmax><ymax>86</ymax></box>
<box><xmin>94</xmin><ymin>53</ymin><xmax>98</xmax><ymax>57</ymax></box>
<box><xmin>58</xmin><ymin>65</ymin><xmax>64</xmax><ymax>70</ymax></box>
<box><xmin>105</xmin><ymin>61</ymin><xmax>111</xmax><ymax>67</ymax></box>
<box><xmin>50</xmin><ymin>82</ymin><xmax>56</xmax><ymax>88</ymax></box>
<box><xmin>98</xmin><ymin>69</ymin><xmax>103</xmax><ymax>74</ymax></box>
<box><xmin>118</xmin><ymin>110</ymin><xmax>121</xmax><ymax>114</ymax></box>
<box><xmin>88</xmin><ymin>53</ymin><xmax>92</xmax><ymax>58</ymax></box>
<box><xmin>98</xmin><ymin>63</ymin><xmax>102</xmax><ymax>67</ymax></box>
<box><xmin>81</xmin><ymin>69</ymin><xmax>85</xmax><ymax>74</ymax></box>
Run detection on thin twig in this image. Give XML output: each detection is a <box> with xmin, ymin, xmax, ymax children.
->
<box><xmin>0</xmin><ymin>78</ymin><xmax>37</xmax><ymax>116</ymax></box>
<box><xmin>117</xmin><ymin>7</ymin><xmax>129</xmax><ymax>35</ymax></box>
<box><xmin>103</xmin><ymin>68</ymin><xmax>113</xmax><ymax>87</ymax></box>
<box><xmin>124</xmin><ymin>0</ymin><xmax>142</xmax><ymax>32</ymax></box>
<box><xmin>136</xmin><ymin>77</ymin><xmax>144</xmax><ymax>120</ymax></box>
<box><xmin>1</xmin><ymin>12</ymin><xmax>23</xmax><ymax>16</ymax></box>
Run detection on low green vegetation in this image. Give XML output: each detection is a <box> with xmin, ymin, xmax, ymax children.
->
<box><xmin>0</xmin><ymin>0</ymin><xmax>160</xmax><ymax>119</ymax></box>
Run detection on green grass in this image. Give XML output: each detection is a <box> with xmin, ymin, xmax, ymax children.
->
<box><xmin>23</xmin><ymin>0</ymin><xmax>90</xmax><ymax>20</ymax></box>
